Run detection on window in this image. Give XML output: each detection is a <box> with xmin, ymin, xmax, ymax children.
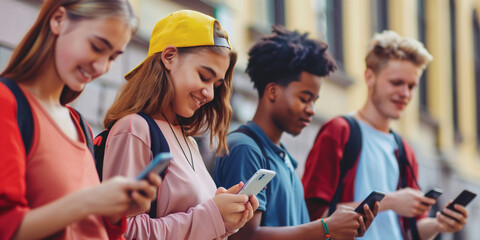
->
<box><xmin>418</xmin><ymin>0</ymin><xmax>429</xmax><ymax>113</ymax></box>
<box><xmin>371</xmin><ymin>0</ymin><xmax>389</xmax><ymax>33</ymax></box>
<box><xmin>450</xmin><ymin>0</ymin><xmax>460</xmax><ymax>141</ymax></box>
<box><xmin>473</xmin><ymin>10</ymin><xmax>480</xmax><ymax>148</ymax></box>
<box><xmin>315</xmin><ymin>0</ymin><xmax>343</xmax><ymax>68</ymax></box>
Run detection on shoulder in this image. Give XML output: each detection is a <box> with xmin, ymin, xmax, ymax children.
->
<box><xmin>110</xmin><ymin>113</ymin><xmax>150</xmax><ymax>141</ymax></box>
<box><xmin>314</xmin><ymin>116</ymin><xmax>352</xmax><ymax>144</ymax></box>
<box><xmin>227</xmin><ymin>128</ymin><xmax>263</xmax><ymax>155</ymax></box>
<box><xmin>0</xmin><ymin>82</ymin><xmax>18</xmax><ymax>109</ymax></box>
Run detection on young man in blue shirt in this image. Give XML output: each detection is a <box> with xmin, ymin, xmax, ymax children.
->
<box><xmin>214</xmin><ymin>26</ymin><xmax>377</xmax><ymax>240</ymax></box>
<box><xmin>302</xmin><ymin>30</ymin><xmax>469</xmax><ymax>240</ymax></box>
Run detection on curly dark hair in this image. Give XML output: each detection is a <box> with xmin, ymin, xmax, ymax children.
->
<box><xmin>246</xmin><ymin>25</ymin><xmax>337</xmax><ymax>97</ymax></box>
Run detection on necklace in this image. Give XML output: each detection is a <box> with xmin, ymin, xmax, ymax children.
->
<box><xmin>162</xmin><ymin>113</ymin><xmax>195</xmax><ymax>171</ymax></box>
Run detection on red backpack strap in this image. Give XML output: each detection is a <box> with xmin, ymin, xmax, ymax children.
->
<box><xmin>328</xmin><ymin>115</ymin><xmax>362</xmax><ymax>216</ymax></box>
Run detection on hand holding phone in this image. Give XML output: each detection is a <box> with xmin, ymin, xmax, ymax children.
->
<box><xmin>237</xmin><ymin>169</ymin><xmax>276</xmax><ymax>196</ymax></box>
<box><xmin>442</xmin><ymin>190</ymin><xmax>477</xmax><ymax>215</ymax></box>
<box><xmin>423</xmin><ymin>188</ymin><xmax>443</xmax><ymax>205</ymax></box>
<box><xmin>354</xmin><ymin>191</ymin><xmax>385</xmax><ymax>215</ymax></box>
<box><xmin>136</xmin><ymin>152</ymin><xmax>172</xmax><ymax>181</ymax></box>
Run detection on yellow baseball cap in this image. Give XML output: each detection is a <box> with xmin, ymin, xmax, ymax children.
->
<box><xmin>125</xmin><ymin>10</ymin><xmax>231</xmax><ymax>78</ymax></box>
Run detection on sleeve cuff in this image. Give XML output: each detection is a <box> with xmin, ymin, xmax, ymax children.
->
<box><xmin>103</xmin><ymin>216</ymin><xmax>127</xmax><ymax>239</ymax></box>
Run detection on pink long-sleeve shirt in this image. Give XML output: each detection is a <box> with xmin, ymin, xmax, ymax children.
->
<box><xmin>102</xmin><ymin>114</ymin><xmax>227</xmax><ymax>240</ymax></box>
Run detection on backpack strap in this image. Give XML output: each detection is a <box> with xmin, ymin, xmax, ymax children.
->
<box><xmin>72</xmin><ymin>109</ymin><xmax>94</xmax><ymax>156</ymax></box>
<box><xmin>391</xmin><ymin>131</ymin><xmax>421</xmax><ymax>240</ymax></box>
<box><xmin>0</xmin><ymin>77</ymin><xmax>34</xmax><ymax>155</ymax></box>
<box><xmin>232</xmin><ymin>127</ymin><xmax>269</xmax><ymax>169</ymax></box>
<box><xmin>328</xmin><ymin>115</ymin><xmax>362</xmax><ymax>216</ymax></box>
<box><xmin>137</xmin><ymin>112</ymin><xmax>170</xmax><ymax>218</ymax></box>
<box><xmin>93</xmin><ymin>129</ymin><xmax>110</xmax><ymax>181</ymax></box>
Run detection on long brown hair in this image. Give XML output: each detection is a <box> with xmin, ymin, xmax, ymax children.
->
<box><xmin>104</xmin><ymin>23</ymin><xmax>236</xmax><ymax>155</ymax></box>
<box><xmin>0</xmin><ymin>0</ymin><xmax>138</xmax><ymax>105</ymax></box>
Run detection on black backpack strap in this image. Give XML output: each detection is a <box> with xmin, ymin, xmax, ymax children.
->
<box><xmin>1</xmin><ymin>77</ymin><xmax>34</xmax><ymax>155</ymax></box>
<box><xmin>137</xmin><ymin>112</ymin><xmax>170</xmax><ymax>218</ymax></box>
<box><xmin>93</xmin><ymin>129</ymin><xmax>110</xmax><ymax>181</ymax></box>
<box><xmin>72</xmin><ymin>109</ymin><xmax>94</xmax><ymax>156</ymax></box>
<box><xmin>328</xmin><ymin>115</ymin><xmax>362</xmax><ymax>216</ymax></box>
<box><xmin>232</xmin><ymin>127</ymin><xmax>269</xmax><ymax>169</ymax></box>
<box><xmin>391</xmin><ymin>131</ymin><xmax>421</xmax><ymax>240</ymax></box>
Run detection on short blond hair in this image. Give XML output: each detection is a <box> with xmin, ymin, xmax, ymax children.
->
<box><xmin>365</xmin><ymin>30</ymin><xmax>433</xmax><ymax>73</ymax></box>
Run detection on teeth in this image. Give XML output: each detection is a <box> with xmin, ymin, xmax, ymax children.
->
<box><xmin>192</xmin><ymin>95</ymin><xmax>204</xmax><ymax>106</ymax></box>
<box><xmin>80</xmin><ymin>68</ymin><xmax>92</xmax><ymax>79</ymax></box>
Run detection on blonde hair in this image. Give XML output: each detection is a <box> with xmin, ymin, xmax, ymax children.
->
<box><xmin>104</xmin><ymin>22</ymin><xmax>235</xmax><ymax>155</ymax></box>
<box><xmin>1</xmin><ymin>0</ymin><xmax>138</xmax><ymax>105</ymax></box>
<box><xmin>365</xmin><ymin>30</ymin><xmax>433</xmax><ymax>73</ymax></box>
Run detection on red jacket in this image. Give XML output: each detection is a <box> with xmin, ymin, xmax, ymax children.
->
<box><xmin>302</xmin><ymin>117</ymin><xmax>425</xmax><ymax>235</ymax></box>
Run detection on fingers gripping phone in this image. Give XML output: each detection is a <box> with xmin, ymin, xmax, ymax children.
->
<box><xmin>424</xmin><ymin>188</ymin><xmax>443</xmax><ymax>200</ymax></box>
<box><xmin>237</xmin><ymin>169</ymin><xmax>276</xmax><ymax>196</ymax></box>
<box><xmin>354</xmin><ymin>191</ymin><xmax>385</xmax><ymax>214</ymax></box>
<box><xmin>442</xmin><ymin>190</ymin><xmax>477</xmax><ymax>215</ymax></box>
<box><xmin>136</xmin><ymin>152</ymin><xmax>172</xmax><ymax>181</ymax></box>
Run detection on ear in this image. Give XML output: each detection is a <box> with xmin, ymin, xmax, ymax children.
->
<box><xmin>161</xmin><ymin>46</ymin><xmax>178</xmax><ymax>71</ymax></box>
<box><xmin>264</xmin><ymin>82</ymin><xmax>279</xmax><ymax>102</ymax></box>
<box><xmin>365</xmin><ymin>68</ymin><xmax>376</xmax><ymax>89</ymax></box>
<box><xmin>50</xmin><ymin>7</ymin><xmax>68</xmax><ymax>35</ymax></box>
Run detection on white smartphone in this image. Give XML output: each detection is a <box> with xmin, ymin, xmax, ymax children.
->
<box><xmin>136</xmin><ymin>152</ymin><xmax>172</xmax><ymax>180</ymax></box>
<box><xmin>237</xmin><ymin>169</ymin><xmax>276</xmax><ymax>196</ymax></box>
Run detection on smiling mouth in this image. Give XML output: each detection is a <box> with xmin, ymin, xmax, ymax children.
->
<box><xmin>191</xmin><ymin>94</ymin><xmax>205</xmax><ymax>107</ymax></box>
<box><xmin>79</xmin><ymin>67</ymin><xmax>92</xmax><ymax>82</ymax></box>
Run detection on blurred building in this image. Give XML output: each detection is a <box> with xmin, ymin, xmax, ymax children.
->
<box><xmin>1</xmin><ymin>0</ymin><xmax>479</xmax><ymax>239</ymax></box>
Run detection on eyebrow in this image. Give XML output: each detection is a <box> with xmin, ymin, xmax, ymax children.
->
<box><xmin>201</xmin><ymin>66</ymin><xmax>225</xmax><ymax>81</ymax></box>
<box><xmin>301</xmin><ymin>90</ymin><xmax>319</xmax><ymax>100</ymax></box>
<box><xmin>94</xmin><ymin>35</ymin><xmax>124</xmax><ymax>54</ymax></box>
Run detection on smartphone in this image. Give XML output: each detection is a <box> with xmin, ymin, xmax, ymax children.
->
<box><xmin>443</xmin><ymin>190</ymin><xmax>477</xmax><ymax>215</ymax></box>
<box><xmin>354</xmin><ymin>191</ymin><xmax>385</xmax><ymax>214</ymax></box>
<box><xmin>136</xmin><ymin>152</ymin><xmax>172</xmax><ymax>180</ymax></box>
<box><xmin>424</xmin><ymin>188</ymin><xmax>443</xmax><ymax>200</ymax></box>
<box><xmin>237</xmin><ymin>169</ymin><xmax>276</xmax><ymax>196</ymax></box>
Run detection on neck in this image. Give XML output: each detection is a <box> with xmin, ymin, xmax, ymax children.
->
<box><xmin>19</xmin><ymin>59</ymin><xmax>64</xmax><ymax>106</ymax></box>
<box><xmin>159</xmin><ymin>106</ymin><xmax>179</xmax><ymax>125</ymax></box>
<box><xmin>357</xmin><ymin>102</ymin><xmax>391</xmax><ymax>133</ymax></box>
<box><xmin>252</xmin><ymin>104</ymin><xmax>283</xmax><ymax>145</ymax></box>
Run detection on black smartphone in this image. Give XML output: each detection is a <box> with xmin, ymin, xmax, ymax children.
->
<box><xmin>444</xmin><ymin>190</ymin><xmax>477</xmax><ymax>211</ymax></box>
<box><xmin>422</xmin><ymin>188</ymin><xmax>443</xmax><ymax>205</ymax></box>
<box><xmin>136</xmin><ymin>152</ymin><xmax>172</xmax><ymax>180</ymax></box>
<box><xmin>354</xmin><ymin>191</ymin><xmax>385</xmax><ymax>214</ymax></box>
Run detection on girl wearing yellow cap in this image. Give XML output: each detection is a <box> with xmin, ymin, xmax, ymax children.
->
<box><xmin>0</xmin><ymin>0</ymin><xmax>161</xmax><ymax>239</ymax></box>
<box><xmin>102</xmin><ymin>10</ymin><xmax>258</xmax><ymax>240</ymax></box>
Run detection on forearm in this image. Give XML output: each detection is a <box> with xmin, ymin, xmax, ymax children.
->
<box><xmin>416</xmin><ymin>218</ymin><xmax>438</xmax><ymax>240</ymax></box>
<box><xmin>230</xmin><ymin>221</ymin><xmax>326</xmax><ymax>240</ymax></box>
<box><xmin>13</xmin><ymin>190</ymin><xmax>91</xmax><ymax>240</ymax></box>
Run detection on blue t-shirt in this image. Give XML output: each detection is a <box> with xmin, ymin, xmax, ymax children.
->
<box><xmin>354</xmin><ymin>120</ymin><xmax>403</xmax><ymax>240</ymax></box>
<box><xmin>213</xmin><ymin>121</ymin><xmax>310</xmax><ymax>227</ymax></box>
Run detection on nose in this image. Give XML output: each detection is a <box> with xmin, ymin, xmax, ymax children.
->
<box><xmin>399</xmin><ymin>85</ymin><xmax>411</xmax><ymax>99</ymax></box>
<box><xmin>92</xmin><ymin>56</ymin><xmax>111</xmax><ymax>77</ymax></box>
<box><xmin>202</xmin><ymin>83</ymin><xmax>215</xmax><ymax>102</ymax></box>
<box><xmin>305</xmin><ymin>101</ymin><xmax>315</xmax><ymax>116</ymax></box>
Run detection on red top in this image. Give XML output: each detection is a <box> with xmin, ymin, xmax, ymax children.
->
<box><xmin>302</xmin><ymin>117</ymin><xmax>425</xmax><ymax>236</ymax></box>
<box><xmin>0</xmin><ymin>83</ymin><xmax>125</xmax><ymax>239</ymax></box>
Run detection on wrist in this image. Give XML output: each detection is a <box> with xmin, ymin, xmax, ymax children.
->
<box><xmin>379</xmin><ymin>192</ymin><xmax>393</xmax><ymax>211</ymax></box>
<box><xmin>317</xmin><ymin>218</ymin><xmax>331</xmax><ymax>240</ymax></box>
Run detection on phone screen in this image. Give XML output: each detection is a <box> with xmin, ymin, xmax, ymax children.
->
<box><xmin>354</xmin><ymin>191</ymin><xmax>385</xmax><ymax>214</ymax></box>
<box><xmin>136</xmin><ymin>152</ymin><xmax>172</xmax><ymax>180</ymax></box>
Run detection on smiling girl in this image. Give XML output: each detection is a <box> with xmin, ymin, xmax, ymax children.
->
<box><xmin>101</xmin><ymin>10</ymin><xmax>258</xmax><ymax>240</ymax></box>
<box><xmin>0</xmin><ymin>1</ymin><xmax>160</xmax><ymax>239</ymax></box>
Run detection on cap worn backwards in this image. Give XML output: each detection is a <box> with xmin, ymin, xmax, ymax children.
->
<box><xmin>125</xmin><ymin>9</ymin><xmax>231</xmax><ymax>77</ymax></box>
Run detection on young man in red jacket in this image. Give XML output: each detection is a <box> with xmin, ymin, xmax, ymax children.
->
<box><xmin>302</xmin><ymin>30</ymin><xmax>469</xmax><ymax>240</ymax></box>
